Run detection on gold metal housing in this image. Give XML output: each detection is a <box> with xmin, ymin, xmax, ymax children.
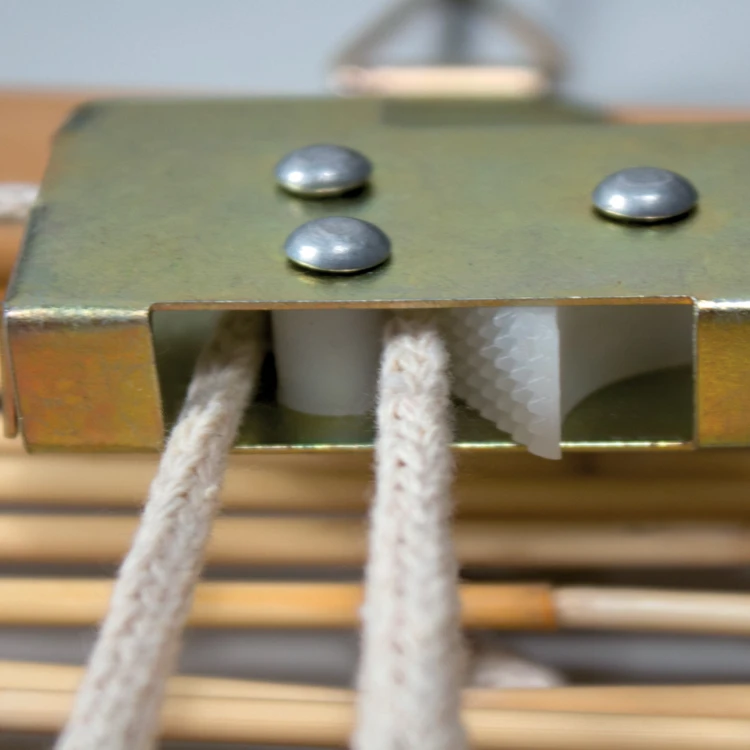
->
<box><xmin>4</xmin><ymin>99</ymin><xmax>748</xmax><ymax>452</ymax></box>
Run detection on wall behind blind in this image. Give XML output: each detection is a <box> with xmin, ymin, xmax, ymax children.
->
<box><xmin>1</xmin><ymin>0</ymin><xmax>749</xmax><ymax>105</ymax></box>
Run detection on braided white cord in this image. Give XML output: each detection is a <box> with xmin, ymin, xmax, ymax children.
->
<box><xmin>0</xmin><ymin>182</ymin><xmax>38</xmax><ymax>222</ymax></box>
<box><xmin>354</xmin><ymin>314</ymin><xmax>467</xmax><ymax>750</ymax></box>
<box><xmin>56</xmin><ymin>312</ymin><xmax>265</xmax><ymax>750</ymax></box>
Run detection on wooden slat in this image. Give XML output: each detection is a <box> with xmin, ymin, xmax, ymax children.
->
<box><xmin>0</xmin><ymin>579</ymin><xmax>557</xmax><ymax>630</ymax></box>
<box><xmin>5</xmin><ymin>687</ymin><xmax>750</xmax><ymax>749</ymax></box>
<box><xmin>0</xmin><ymin>91</ymin><xmax>95</xmax><ymax>285</ymax></box>
<box><xmin>1</xmin><ymin>515</ymin><xmax>750</xmax><ymax>567</ymax></box>
<box><xmin>6</xmin><ymin>661</ymin><xmax>750</xmax><ymax>718</ymax></box>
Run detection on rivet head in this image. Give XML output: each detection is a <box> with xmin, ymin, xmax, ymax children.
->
<box><xmin>592</xmin><ymin>167</ymin><xmax>698</xmax><ymax>223</ymax></box>
<box><xmin>275</xmin><ymin>144</ymin><xmax>372</xmax><ymax>197</ymax></box>
<box><xmin>284</xmin><ymin>217</ymin><xmax>391</xmax><ymax>274</ymax></box>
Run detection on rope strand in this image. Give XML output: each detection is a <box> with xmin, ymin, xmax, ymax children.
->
<box><xmin>354</xmin><ymin>314</ymin><xmax>467</xmax><ymax>750</ymax></box>
<box><xmin>56</xmin><ymin>311</ymin><xmax>266</xmax><ymax>750</ymax></box>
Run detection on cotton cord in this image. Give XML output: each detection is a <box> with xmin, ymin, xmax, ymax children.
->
<box><xmin>354</xmin><ymin>314</ymin><xmax>467</xmax><ymax>750</ymax></box>
<box><xmin>56</xmin><ymin>311</ymin><xmax>266</xmax><ymax>750</ymax></box>
<box><xmin>0</xmin><ymin>182</ymin><xmax>39</xmax><ymax>222</ymax></box>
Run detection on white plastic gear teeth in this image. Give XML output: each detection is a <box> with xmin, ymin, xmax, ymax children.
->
<box><xmin>444</xmin><ymin>307</ymin><xmax>561</xmax><ymax>460</ymax></box>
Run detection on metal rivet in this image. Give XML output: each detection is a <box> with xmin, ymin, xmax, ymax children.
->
<box><xmin>275</xmin><ymin>144</ymin><xmax>372</xmax><ymax>197</ymax></box>
<box><xmin>592</xmin><ymin>167</ymin><xmax>698</xmax><ymax>223</ymax></box>
<box><xmin>284</xmin><ymin>217</ymin><xmax>390</xmax><ymax>274</ymax></box>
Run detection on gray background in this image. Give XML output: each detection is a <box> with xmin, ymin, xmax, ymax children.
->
<box><xmin>1</xmin><ymin>0</ymin><xmax>750</xmax><ymax>105</ymax></box>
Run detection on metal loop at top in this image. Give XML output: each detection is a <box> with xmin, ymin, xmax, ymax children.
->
<box><xmin>330</xmin><ymin>0</ymin><xmax>563</xmax><ymax>99</ymax></box>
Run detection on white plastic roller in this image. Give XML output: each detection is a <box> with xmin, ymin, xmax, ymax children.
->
<box><xmin>271</xmin><ymin>309</ymin><xmax>385</xmax><ymax>416</ymax></box>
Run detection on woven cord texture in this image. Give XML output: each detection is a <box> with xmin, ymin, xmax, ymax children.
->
<box><xmin>354</xmin><ymin>314</ymin><xmax>467</xmax><ymax>750</ymax></box>
<box><xmin>56</xmin><ymin>312</ymin><xmax>265</xmax><ymax>750</ymax></box>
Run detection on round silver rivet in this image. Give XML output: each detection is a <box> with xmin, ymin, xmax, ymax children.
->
<box><xmin>275</xmin><ymin>144</ymin><xmax>372</xmax><ymax>197</ymax></box>
<box><xmin>284</xmin><ymin>216</ymin><xmax>390</xmax><ymax>274</ymax></box>
<box><xmin>592</xmin><ymin>167</ymin><xmax>698</xmax><ymax>223</ymax></box>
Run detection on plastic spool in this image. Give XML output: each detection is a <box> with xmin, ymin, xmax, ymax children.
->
<box><xmin>271</xmin><ymin>309</ymin><xmax>385</xmax><ymax>416</ymax></box>
<box><xmin>445</xmin><ymin>304</ymin><xmax>693</xmax><ymax>460</ymax></box>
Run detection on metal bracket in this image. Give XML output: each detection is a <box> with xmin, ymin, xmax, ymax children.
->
<box><xmin>330</xmin><ymin>0</ymin><xmax>562</xmax><ymax>98</ymax></box>
<box><xmin>4</xmin><ymin>98</ymin><xmax>750</xmax><ymax>452</ymax></box>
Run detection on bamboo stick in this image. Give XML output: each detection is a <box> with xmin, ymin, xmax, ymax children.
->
<box><xmin>465</xmin><ymin>684</ymin><xmax>750</xmax><ymax>718</ymax></box>
<box><xmin>4</xmin><ymin>686</ymin><xmax>750</xmax><ymax>749</ymax></box>
<box><xmin>2</xmin><ymin>514</ymin><xmax>750</xmax><ymax>567</ymax></box>
<box><xmin>0</xmin><ymin>93</ymin><xmax>93</xmax><ymax>287</ymax></box>
<box><xmin>4</xmin><ymin>579</ymin><xmax>750</xmax><ymax>634</ymax></box>
<box><xmin>5</xmin><ymin>660</ymin><xmax>750</xmax><ymax>719</ymax></box>
<box><xmin>555</xmin><ymin>587</ymin><xmax>750</xmax><ymax>635</ymax></box>
<box><xmin>0</xmin><ymin>579</ymin><xmax>557</xmax><ymax>629</ymax></box>
<box><xmin>5</xmin><ymin>450</ymin><xmax>750</xmax><ymax>518</ymax></box>
<box><xmin>0</xmin><ymin>661</ymin><xmax>352</xmax><ymax>703</ymax></box>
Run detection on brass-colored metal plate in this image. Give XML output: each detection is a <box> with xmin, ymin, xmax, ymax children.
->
<box><xmin>12</xmin><ymin>100</ymin><xmax>750</xmax><ymax>308</ymax></box>
<box><xmin>239</xmin><ymin>369</ymin><xmax>693</xmax><ymax>452</ymax></box>
<box><xmin>9</xmin><ymin>308</ymin><xmax>163</xmax><ymax>451</ymax></box>
<box><xmin>696</xmin><ymin>301</ymin><xmax>750</xmax><ymax>447</ymax></box>
<box><xmin>562</xmin><ymin>366</ymin><xmax>693</xmax><ymax>450</ymax></box>
<box><xmin>4</xmin><ymin>98</ymin><xmax>748</xmax><ymax>451</ymax></box>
